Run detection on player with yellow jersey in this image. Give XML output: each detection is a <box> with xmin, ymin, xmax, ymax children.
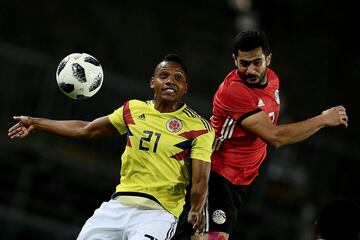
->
<box><xmin>109</xmin><ymin>99</ymin><xmax>213</xmax><ymax>219</ymax></box>
<box><xmin>8</xmin><ymin>54</ymin><xmax>214</xmax><ymax>240</ymax></box>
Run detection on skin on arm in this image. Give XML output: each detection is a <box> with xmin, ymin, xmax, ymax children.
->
<box><xmin>188</xmin><ymin>159</ymin><xmax>211</xmax><ymax>235</ymax></box>
<box><xmin>241</xmin><ymin>105</ymin><xmax>348</xmax><ymax>148</ymax></box>
<box><xmin>202</xmin><ymin>106</ymin><xmax>348</xmax><ymax>240</ymax></box>
<box><xmin>8</xmin><ymin>115</ymin><xmax>118</xmax><ymax>140</ymax></box>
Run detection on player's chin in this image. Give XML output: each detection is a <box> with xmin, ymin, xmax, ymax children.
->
<box><xmin>161</xmin><ymin>92</ymin><xmax>182</xmax><ymax>100</ymax></box>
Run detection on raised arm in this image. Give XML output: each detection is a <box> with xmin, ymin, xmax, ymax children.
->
<box><xmin>8</xmin><ymin>115</ymin><xmax>118</xmax><ymax>140</ymax></box>
<box><xmin>241</xmin><ymin>105</ymin><xmax>348</xmax><ymax>148</ymax></box>
<box><xmin>187</xmin><ymin>159</ymin><xmax>211</xmax><ymax>235</ymax></box>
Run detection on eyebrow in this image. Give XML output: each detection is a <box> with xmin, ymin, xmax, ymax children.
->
<box><xmin>158</xmin><ymin>68</ymin><xmax>185</xmax><ymax>75</ymax></box>
<box><xmin>239</xmin><ymin>58</ymin><xmax>263</xmax><ymax>64</ymax></box>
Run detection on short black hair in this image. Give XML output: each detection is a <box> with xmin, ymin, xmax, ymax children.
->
<box><xmin>162</xmin><ymin>53</ymin><xmax>188</xmax><ymax>77</ymax></box>
<box><xmin>233</xmin><ymin>30</ymin><xmax>270</xmax><ymax>57</ymax></box>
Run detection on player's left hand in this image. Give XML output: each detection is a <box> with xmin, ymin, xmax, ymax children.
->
<box><xmin>321</xmin><ymin>105</ymin><xmax>348</xmax><ymax>128</ymax></box>
<box><xmin>188</xmin><ymin>211</ymin><xmax>205</xmax><ymax>235</ymax></box>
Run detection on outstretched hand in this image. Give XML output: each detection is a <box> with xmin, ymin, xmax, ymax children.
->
<box><xmin>322</xmin><ymin>105</ymin><xmax>348</xmax><ymax>128</ymax></box>
<box><xmin>8</xmin><ymin>116</ymin><xmax>34</xmax><ymax>139</ymax></box>
<box><xmin>188</xmin><ymin>210</ymin><xmax>205</xmax><ymax>236</ymax></box>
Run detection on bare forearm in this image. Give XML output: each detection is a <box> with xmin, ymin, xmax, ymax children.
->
<box><xmin>243</xmin><ymin>106</ymin><xmax>347</xmax><ymax>148</ymax></box>
<box><xmin>273</xmin><ymin>114</ymin><xmax>326</xmax><ymax>147</ymax></box>
<box><xmin>9</xmin><ymin>115</ymin><xmax>115</xmax><ymax>140</ymax></box>
<box><xmin>187</xmin><ymin>160</ymin><xmax>210</xmax><ymax>232</ymax></box>
<box><xmin>190</xmin><ymin>160</ymin><xmax>210</xmax><ymax>212</ymax></box>
<box><xmin>190</xmin><ymin>180</ymin><xmax>208</xmax><ymax>212</ymax></box>
<box><xmin>30</xmin><ymin>117</ymin><xmax>91</xmax><ymax>139</ymax></box>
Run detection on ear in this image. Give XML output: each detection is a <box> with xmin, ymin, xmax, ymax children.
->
<box><xmin>232</xmin><ymin>54</ymin><xmax>238</xmax><ymax>66</ymax></box>
<box><xmin>184</xmin><ymin>82</ymin><xmax>189</xmax><ymax>94</ymax></box>
<box><xmin>266</xmin><ymin>53</ymin><xmax>272</xmax><ymax>66</ymax></box>
<box><xmin>149</xmin><ymin>77</ymin><xmax>155</xmax><ymax>88</ymax></box>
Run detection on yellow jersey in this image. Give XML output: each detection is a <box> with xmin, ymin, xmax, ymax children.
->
<box><xmin>108</xmin><ymin>99</ymin><xmax>214</xmax><ymax>218</ymax></box>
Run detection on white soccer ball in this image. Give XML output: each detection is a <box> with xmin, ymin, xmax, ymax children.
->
<box><xmin>56</xmin><ymin>53</ymin><xmax>103</xmax><ymax>100</ymax></box>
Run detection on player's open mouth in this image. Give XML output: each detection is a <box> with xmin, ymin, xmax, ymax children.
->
<box><xmin>162</xmin><ymin>88</ymin><xmax>176</xmax><ymax>93</ymax></box>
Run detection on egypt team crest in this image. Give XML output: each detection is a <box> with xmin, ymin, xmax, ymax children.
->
<box><xmin>212</xmin><ymin>209</ymin><xmax>226</xmax><ymax>224</ymax></box>
<box><xmin>166</xmin><ymin>118</ymin><xmax>183</xmax><ymax>133</ymax></box>
<box><xmin>275</xmin><ymin>89</ymin><xmax>280</xmax><ymax>104</ymax></box>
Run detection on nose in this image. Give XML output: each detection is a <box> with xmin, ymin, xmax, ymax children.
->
<box><xmin>246</xmin><ymin>63</ymin><xmax>257</xmax><ymax>75</ymax></box>
<box><xmin>165</xmin><ymin>76</ymin><xmax>175</xmax><ymax>84</ymax></box>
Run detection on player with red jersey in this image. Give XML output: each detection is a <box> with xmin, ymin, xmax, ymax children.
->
<box><xmin>211</xmin><ymin>67</ymin><xmax>279</xmax><ymax>185</ymax></box>
<box><xmin>207</xmin><ymin>30</ymin><xmax>348</xmax><ymax>240</ymax></box>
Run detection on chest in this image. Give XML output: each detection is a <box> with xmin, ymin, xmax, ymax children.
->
<box><xmin>126</xmin><ymin>112</ymin><xmax>191</xmax><ymax>155</ymax></box>
<box><xmin>252</xmin><ymin>88</ymin><xmax>280</xmax><ymax>123</ymax></box>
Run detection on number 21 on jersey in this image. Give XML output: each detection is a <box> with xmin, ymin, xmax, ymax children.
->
<box><xmin>139</xmin><ymin>130</ymin><xmax>162</xmax><ymax>153</ymax></box>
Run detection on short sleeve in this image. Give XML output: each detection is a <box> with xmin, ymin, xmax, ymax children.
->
<box><xmin>217</xmin><ymin>82</ymin><xmax>259</xmax><ymax>121</ymax></box>
<box><xmin>108</xmin><ymin>106</ymin><xmax>127</xmax><ymax>135</ymax></box>
<box><xmin>190</xmin><ymin>128</ymin><xmax>215</xmax><ymax>163</ymax></box>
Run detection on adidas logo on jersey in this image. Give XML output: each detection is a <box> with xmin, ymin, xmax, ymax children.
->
<box><xmin>138</xmin><ymin>114</ymin><xmax>146</xmax><ymax>120</ymax></box>
<box><xmin>257</xmin><ymin>98</ymin><xmax>265</xmax><ymax>107</ymax></box>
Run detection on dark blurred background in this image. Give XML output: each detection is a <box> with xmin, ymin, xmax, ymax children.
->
<box><xmin>0</xmin><ymin>0</ymin><xmax>359</xmax><ymax>239</ymax></box>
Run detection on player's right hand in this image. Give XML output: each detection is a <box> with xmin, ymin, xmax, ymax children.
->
<box><xmin>8</xmin><ymin>116</ymin><xmax>34</xmax><ymax>139</ymax></box>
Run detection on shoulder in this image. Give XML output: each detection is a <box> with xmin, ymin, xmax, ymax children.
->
<box><xmin>218</xmin><ymin>70</ymin><xmax>251</xmax><ymax>96</ymax></box>
<box><xmin>181</xmin><ymin>105</ymin><xmax>201</xmax><ymax>118</ymax></box>
<box><xmin>267</xmin><ymin>68</ymin><xmax>280</xmax><ymax>84</ymax></box>
<box><xmin>215</xmin><ymin>79</ymin><xmax>254</xmax><ymax>108</ymax></box>
<box><xmin>126</xmin><ymin>99</ymin><xmax>148</xmax><ymax>105</ymax></box>
<box><xmin>113</xmin><ymin>99</ymin><xmax>149</xmax><ymax>117</ymax></box>
<box><xmin>213</xmin><ymin>74</ymin><xmax>258</xmax><ymax>115</ymax></box>
<box><xmin>123</xmin><ymin>99</ymin><xmax>151</xmax><ymax>110</ymax></box>
<box><xmin>181</xmin><ymin>105</ymin><xmax>213</xmax><ymax>132</ymax></box>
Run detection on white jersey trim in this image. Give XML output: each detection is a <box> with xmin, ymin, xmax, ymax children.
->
<box><xmin>213</xmin><ymin>116</ymin><xmax>237</xmax><ymax>151</ymax></box>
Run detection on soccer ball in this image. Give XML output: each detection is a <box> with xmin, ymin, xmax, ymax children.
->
<box><xmin>56</xmin><ymin>53</ymin><xmax>103</xmax><ymax>100</ymax></box>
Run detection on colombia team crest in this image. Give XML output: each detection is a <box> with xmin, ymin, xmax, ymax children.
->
<box><xmin>166</xmin><ymin>118</ymin><xmax>183</xmax><ymax>133</ymax></box>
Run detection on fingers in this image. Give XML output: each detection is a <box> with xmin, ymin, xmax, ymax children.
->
<box><xmin>8</xmin><ymin>124</ymin><xmax>26</xmax><ymax>139</ymax></box>
<box><xmin>8</xmin><ymin>127</ymin><xmax>25</xmax><ymax>139</ymax></box>
<box><xmin>8</xmin><ymin>122</ymin><xmax>21</xmax><ymax>134</ymax></box>
<box><xmin>335</xmin><ymin>105</ymin><xmax>345</xmax><ymax>111</ymax></box>
<box><xmin>8</xmin><ymin>116</ymin><xmax>23</xmax><ymax>133</ymax></box>
<box><xmin>193</xmin><ymin>220</ymin><xmax>205</xmax><ymax>236</ymax></box>
<box><xmin>188</xmin><ymin>212</ymin><xmax>205</xmax><ymax>236</ymax></box>
<box><xmin>8</xmin><ymin>118</ymin><xmax>31</xmax><ymax>139</ymax></box>
<box><xmin>189</xmin><ymin>214</ymin><xmax>200</xmax><ymax>228</ymax></box>
<box><xmin>195</xmin><ymin>223</ymin><xmax>205</xmax><ymax>236</ymax></box>
<box><xmin>323</xmin><ymin>105</ymin><xmax>349</xmax><ymax>128</ymax></box>
<box><xmin>340</xmin><ymin>111</ymin><xmax>348</xmax><ymax>128</ymax></box>
<box><xmin>341</xmin><ymin>118</ymin><xmax>348</xmax><ymax>128</ymax></box>
<box><xmin>336</xmin><ymin>106</ymin><xmax>348</xmax><ymax>128</ymax></box>
<box><xmin>8</xmin><ymin>115</ymin><xmax>33</xmax><ymax>139</ymax></box>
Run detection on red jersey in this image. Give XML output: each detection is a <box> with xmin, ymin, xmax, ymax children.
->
<box><xmin>211</xmin><ymin>68</ymin><xmax>280</xmax><ymax>185</ymax></box>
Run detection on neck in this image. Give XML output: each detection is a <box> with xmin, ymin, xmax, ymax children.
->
<box><xmin>154</xmin><ymin>100</ymin><xmax>183</xmax><ymax>113</ymax></box>
<box><xmin>260</xmin><ymin>74</ymin><xmax>268</xmax><ymax>85</ymax></box>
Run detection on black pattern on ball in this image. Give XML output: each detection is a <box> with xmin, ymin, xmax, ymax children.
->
<box><xmin>57</xmin><ymin>58</ymin><xmax>69</xmax><ymax>76</ymax></box>
<box><xmin>58</xmin><ymin>82</ymin><xmax>75</xmax><ymax>93</ymax></box>
<box><xmin>71</xmin><ymin>63</ymin><xmax>86</xmax><ymax>83</ymax></box>
<box><xmin>89</xmin><ymin>73</ymin><xmax>102</xmax><ymax>92</ymax></box>
<box><xmin>84</xmin><ymin>56</ymin><xmax>100</xmax><ymax>66</ymax></box>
